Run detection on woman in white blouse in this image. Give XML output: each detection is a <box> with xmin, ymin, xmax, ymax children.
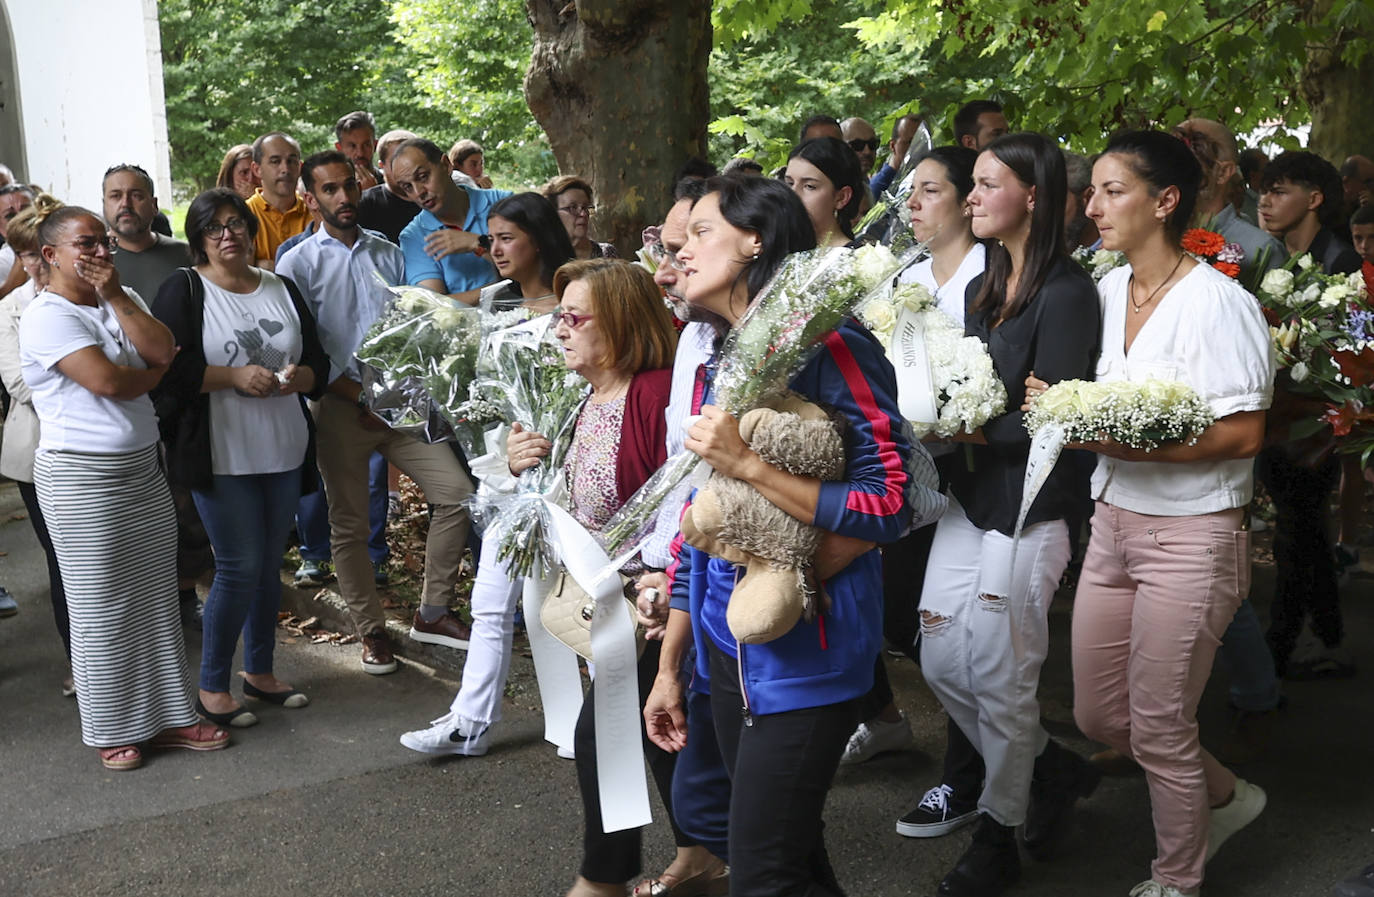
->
<box><xmin>1026</xmin><ymin>130</ymin><xmax>1273</xmax><ymax>897</ymax></box>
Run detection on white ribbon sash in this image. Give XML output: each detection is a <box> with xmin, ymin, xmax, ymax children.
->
<box><xmin>986</xmin><ymin>422</ymin><xmax>1068</xmax><ymax>597</ymax></box>
<box><xmin>535</xmin><ymin>503</ymin><xmax>652</xmax><ymax>834</ymax></box>
<box><xmin>890</xmin><ymin>308</ymin><xmax>939</xmax><ymax>428</ymax></box>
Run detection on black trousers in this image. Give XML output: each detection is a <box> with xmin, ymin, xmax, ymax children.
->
<box><xmin>17</xmin><ymin>480</ymin><xmax>69</xmax><ymax>658</ymax></box>
<box><xmin>708</xmin><ymin>640</ymin><xmax>857</xmax><ymax>897</ymax></box>
<box><xmin>577</xmin><ymin>639</ymin><xmax>692</xmax><ymax>884</ymax></box>
<box><xmin>1257</xmin><ymin>446</ymin><xmax>1343</xmax><ymax>674</ymax></box>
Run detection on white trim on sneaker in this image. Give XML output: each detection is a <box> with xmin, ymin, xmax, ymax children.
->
<box><xmin>896</xmin><ymin>784</ymin><xmax>980</xmax><ymax>838</ymax></box>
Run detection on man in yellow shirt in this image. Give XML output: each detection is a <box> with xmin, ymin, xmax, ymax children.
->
<box><xmin>246</xmin><ymin>132</ymin><xmax>309</xmax><ymax>270</ymax></box>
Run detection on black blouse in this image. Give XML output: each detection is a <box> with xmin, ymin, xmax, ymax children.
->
<box><xmin>947</xmin><ymin>256</ymin><xmax>1101</xmax><ymax>536</ymax></box>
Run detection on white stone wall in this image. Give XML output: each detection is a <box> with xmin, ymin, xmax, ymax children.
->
<box><xmin>0</xmin><ymin>0</ymin><xmax>172</xmax><ymax>211</ymax></box>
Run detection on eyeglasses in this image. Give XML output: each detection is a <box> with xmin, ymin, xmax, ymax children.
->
<box><xmin>646</xmin><ymin>242</ymin><xmax>685</xmax><ymax>271</ymax></box>
<box><xmin>558</xmin><ymin>203</ymin><xmax>594</xmax><ymax>217</ymax></box>
<box><xmin>61</xmin><ymin>236</ymin><xmax>118</xmax><ymax>254</ymax></box>
<box><xmin>554</xmin><ymin>309</ymin><xmax>595</xmax><ymax>329</ymax></box>
<box><xmin>847</xmin><ymin>138</ymin><xmax>879</xmax><ymax>153</ymax></box>
<box><xmin>204</xmin><ymin>218</ymin><xmax>250</xmax><ymax>240</ymax></box>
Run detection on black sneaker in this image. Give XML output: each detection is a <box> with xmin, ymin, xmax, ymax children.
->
<box><xmin>936</xmin><ymin>814</ymin><xmax>1020</xmax><ymax>897</ymax></box>
<box><xmin>897</xmin><ymin>784</ymin><xmax>979</xmax><ymax>838</ymax></box>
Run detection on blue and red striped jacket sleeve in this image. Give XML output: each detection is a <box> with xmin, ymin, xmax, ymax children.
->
<box><xmin>793</xmin><ymin>320</ymin><xmax>912</xmax><ymax>543</ymax></box>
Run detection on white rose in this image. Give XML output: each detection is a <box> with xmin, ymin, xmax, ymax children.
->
<box><xmin>863</xmin><ymin>301</ymin><xmax>897</xmax><ymax>340</ymax></box>
<box><xmin>1296</xmin><ymin>254</ymin><xmax>1315</xmax><ymax>270</ymax></box>
<box><xmin>852</xmin><ymin>244</ymin><xmax>898</xmax><ymax>288</ymax></box>
<box><xmin>1290</xmin><ymin>361</ymin><xmax>1310</xmax><ymax>382</ymax></box>
<box><xmin>1259</xmin><ymin>268</ymin><xmax>1294</xmax><ymax>300</ymax></box>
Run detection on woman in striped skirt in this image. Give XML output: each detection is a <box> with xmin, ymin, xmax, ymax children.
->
<box><xmin>19</xmin><ymin>205</ymin><xmax>229</xmax><ymax>770</ymax></box>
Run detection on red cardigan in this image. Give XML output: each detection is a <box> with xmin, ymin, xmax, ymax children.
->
<box><xmin>615</xmin><ymin>368</ymin><xmax>673</xmax><ymax>505</ymax></box>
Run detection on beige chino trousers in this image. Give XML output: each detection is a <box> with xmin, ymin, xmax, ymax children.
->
<box><xmin>312</xmin><ymin>393</ymin><xmax>473</xmax><ymax>635</ymax></box>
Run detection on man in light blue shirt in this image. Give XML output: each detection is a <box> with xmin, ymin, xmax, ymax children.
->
<box><xmin>278</xmin><ymin>150</ymin><xmax>476</xmax><ymax>675</ymax></box>
<box><xmin>389</xmin><ymin>138</ymin><xmax>511</xmax><ymax>306</ymax></box>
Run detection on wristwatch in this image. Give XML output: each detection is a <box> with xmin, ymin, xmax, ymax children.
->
<box><xmin>475</xmin><ymin>234</ymin><xmax>492</xmax><ymax>257</ymax></box>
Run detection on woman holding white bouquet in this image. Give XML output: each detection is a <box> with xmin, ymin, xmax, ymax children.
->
<box><xmin>916</xmin><ymin>132</ymin><xmax>1101</xmax><ymax>897</ymax></box>
<box><xmin>1027</xmin><ymin>130</ymin><xmax>1274</xmax><ymax>897</ymax></box>
<box><xmin>849</xmin><ymin>146</ymin><xmax>994</xmax><ymax>846</ymax></box>
<box><xmin>399</xmin><ymin>193</ymin><xmax>576</xmax><ymax>758</ymax></box>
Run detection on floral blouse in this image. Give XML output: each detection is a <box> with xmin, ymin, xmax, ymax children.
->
<box><xmin>566</xmin><ymin>395</ymin><xmax>626</xmax><ymax>533</ymax></box>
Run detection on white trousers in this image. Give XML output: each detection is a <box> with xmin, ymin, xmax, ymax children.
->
<box><xmin>918</xmin><ymin>497</ymin><xmax>1071</xmax><ymax>826</ymax></box>
<box><xmin>450</xmin><ymin>537</ymin><xmax>524</xmax><ymax>728</ymax></box>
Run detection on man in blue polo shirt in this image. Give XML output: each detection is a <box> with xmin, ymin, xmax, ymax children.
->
<box><xmin>388</xmin><ymin>137</ymin><xmax>511</xmax><ymax>306</ymax></box>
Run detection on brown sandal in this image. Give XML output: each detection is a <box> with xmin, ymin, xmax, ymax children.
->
<box><xmin>632</xmin><ymin>863</ymin><xmax>729</xmax><ymax>897</ymax></box>
<box><xmin>147</xmin><ymin>721</ymin><xmax>230</xmax><ymax>752</ymax></box>
<box><xmin>98</xmin><ymin>745</ymin><xmax>143</xmax><ymax>771</ymax></box>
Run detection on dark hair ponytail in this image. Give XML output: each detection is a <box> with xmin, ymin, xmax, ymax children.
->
<box><xmin>1103</xmin><ymin>129</ymin><xmax>1203</xmax><ymax>242</ymax></box>
<box><xmin>788</xmin><ymin>137</ymin><xmax>866</xmax><ymax>238</ymax></box>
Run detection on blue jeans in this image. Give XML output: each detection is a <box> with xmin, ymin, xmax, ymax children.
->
<box><xmin>296</xmin><ymin>451</ymin><xmax>388</xmax><ymax>563</ymax></box>
<box><xmin>193</xmin><ymin>469</ymin><xmax>302</xmax><ymax>692</ymax></box>
<box><xmin>1219</xmin><ymin>598</ymin><xmax>1282</xmax><ymax>712</ymax></box>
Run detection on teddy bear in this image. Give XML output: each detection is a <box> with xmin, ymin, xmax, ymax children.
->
<box><xmin>679</xmin><ymin>393</ymin><xmax>848</xmax><ymax>644</ymax></box>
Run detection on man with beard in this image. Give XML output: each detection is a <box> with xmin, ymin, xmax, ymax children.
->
<box><xmin>103</xmin><ymin>164</ymin><xmax>192</xmax><ymax>299</ymax></box>
<box><xmin>334</xmin><ymin>111</ymin><xmax>383</xmax><ymax>192</ymax></box>
<box><xmin>103</xmin><ymin>164</ymin><xmax>208</xmax><ymax>629</ymax></box>
<box><xmin>246</xmin><ymin>132</ymin><xmax>309</xmax><ymax>270</ymax></box>
<box><xmin>278</xmin><ymin>151</ymin><xmax>475</xmax><ymax>675</ymax></box>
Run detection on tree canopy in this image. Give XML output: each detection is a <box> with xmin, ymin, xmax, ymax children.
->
<box><xmin>160</xmin><ymin>0</ymin><xmax>1374</xmax><ymax>193</ymax></box>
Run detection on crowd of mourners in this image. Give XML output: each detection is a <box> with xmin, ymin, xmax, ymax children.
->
<box><xmin>2</xmin><ymin>98</ymin><xmax>1374</xmax><ymax>897</ymax></box>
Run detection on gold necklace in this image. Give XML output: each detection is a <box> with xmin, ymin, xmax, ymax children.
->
<box><xmin>1129</xmin><ymin>254</ymin><xmax>1186</xmax><ymax>314</ymax></box>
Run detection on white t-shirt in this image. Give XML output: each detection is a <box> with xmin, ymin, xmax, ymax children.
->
<box><xmin>19</xmin><ymin>287</ymin><xmax>161</xmax><ymax>453</ymax></box>
<box><xmin>201</xmin><ymin>270</ymin><xmax>308</xmax><ymax>476</ymax></box>
<box><xmin>899</xmin><ymin>242</ymin><xmax>985</xmax><ymax>326</ymax></box>
<box><xmin>0</xmin><ymin>244</ymin><xmax>15</xmax><ymax>283</ymax></box>
<box><xmin>1090</xmin><ymin>263</ymin><xmax>1275</xmax><ymax>516</ymax></box>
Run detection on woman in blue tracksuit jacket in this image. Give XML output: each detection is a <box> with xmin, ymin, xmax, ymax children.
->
<box><xmin>655</xmin><ymin>174</ymin><xmax>912</xmax><ymax>896</ymax></box>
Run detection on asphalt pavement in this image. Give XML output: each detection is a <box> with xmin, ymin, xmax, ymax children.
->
<box><xmin>2</xmin><ymin>478</ymin><xmax>1372</xmax><ymax>897</ymax></box>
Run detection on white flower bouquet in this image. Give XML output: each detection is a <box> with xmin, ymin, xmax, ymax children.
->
<box><xmin>857</xmin><ymin>282</ymin><xmax>1006</xmax><ymax>437</ymax></box>
<box><xmin>466</xmin><ymin>317</ymin><xmax>590</xmax><ymax>580</ymax></box>
<box><xmin>597</xmin><ymin>242</ymin><xmax>911</xmax><ymax>562</ymax></box>
<box><xmin>1023</xmin><ymin>378</ymin><xmax>1215</xmax><ymax>451</ymax></box>
<box><xmin>356</xmin><ymin>280</ymin><xmax>483</xmax><ymax>443</ymax></box>
<box><xmin>1258</xmin><ymin>259</ymin><xmax>1371</xmax><ymax>392</ymax></box>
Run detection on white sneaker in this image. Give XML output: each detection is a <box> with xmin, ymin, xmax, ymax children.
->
<box><xmin>399</xmin><ymin>711</ymin><xmax>489</xmax><ymax>756</ymax></box>
<box><xmin>1128</xmin><ymin>881</ymin><xmax>1198</xmax><ymax>897</ymax></box>
<box><xmin>840</xmin><ymin>712</ymin><xmax>914</xmax><ymax>765</ymax></box>
<box><xmin>1206</xmin><ymin>778</ymin><xmax>1266</xmax><ymax>861</ymax></box>
<box><xmin>556</xmin><ymin>745</ymin><xmax>575</xmax><ymax>759</ymax></box>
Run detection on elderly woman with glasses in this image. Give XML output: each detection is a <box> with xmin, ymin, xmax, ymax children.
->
<box><xmin>20</xmin><ymin>203</ymin><xmax>230</xmax><ymax>770</ymax></box>
<box><xmin>151</xmin><ymin>187</ymin><xmax>330</xmax><ymax>730</ymax></box>
<box><xmin>542</xmin><ymin>175</ymin><xmax>618</xmax><ymax>260</ymax></box>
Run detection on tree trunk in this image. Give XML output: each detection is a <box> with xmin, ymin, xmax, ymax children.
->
<box><xmin>525</xmin><ymin>0</ymin><xmax>712</xmax><ymax>256</ymax></box>
<box><xmin>1302</xmin><ymin>0</ymin><xmax>1374</xmax><ymax>164</ymax></box>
